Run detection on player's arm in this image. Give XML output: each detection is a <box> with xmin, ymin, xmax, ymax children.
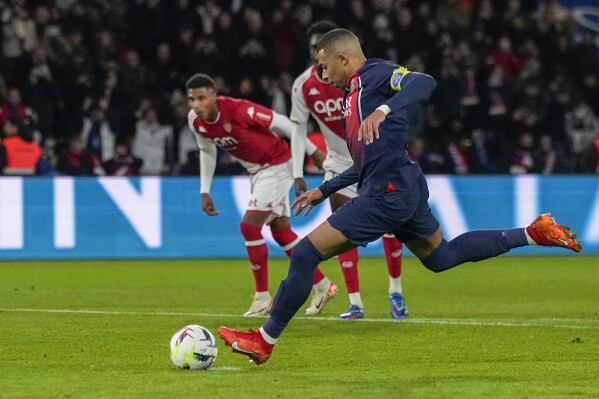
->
<box><xmin>318</xmin><ymin>164</ymin><xmax>359</xmax><ymax>198</ymax></box>
<box><xmin>359</xmin><ymin>69</ymin><xmax>436</xmax><ymax>144</ymax></box>
<box><xmin>270</xmin><ymin>112</ymin><xmax>320</xmax><ymax>157</ymax></box>
<box><xmin>292</xmin><ymin>165</ymin><xmax>359</xmax><ymax>216</ymax></box>
<box><xmin>191</xmin><ymin>125</ymin><xmax>219</xmax><ymax>216</ymax></box>
<box><xmin>290</xmin><ymin>120</ymin><xmax>309</xmax><ymax>196</ymax></box>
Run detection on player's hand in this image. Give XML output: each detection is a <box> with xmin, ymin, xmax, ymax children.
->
<box><xmin>294</xmin><ymin>177</ymin><xmax>308</xmax><ymax>197</ymax></box>
<box><xmin>291</xmin><ymin>188</ymin><xmax>325</xmax><ymax>216</ymax></box>
<box><xmin>358</xmin><ymin>109</ymin><xmax>386</xmax><ymax>145</ymax></box>
<box><xmin>201</xmin><ymin>193</ymin><xmax>219</xmax><ymax>216</ymax></box>
<box><xmin>310</xmin><ymin>149</ymin><xmax>326</xmax><ymax>170</ymax></box>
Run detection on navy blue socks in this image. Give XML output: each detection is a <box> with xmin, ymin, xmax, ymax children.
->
<box><xmin>422</xmin><ymin>228</ymin><xmax>528</xmax><ymax>273</ymax></box>
<box><xmin>263</xmin><ymin>237</ymin><xmax>324</xmax><ymax>339</ymax></box>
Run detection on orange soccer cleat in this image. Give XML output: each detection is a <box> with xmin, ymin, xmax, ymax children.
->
<box><xmin>218</xmin><ymin>327</ymin><xmax>274</xmax><ymax>365</ymax></box>
<box><xmin>526</xmin><ymin>213</ymin><xmax>582</xmax><ymax>253</ymax></box>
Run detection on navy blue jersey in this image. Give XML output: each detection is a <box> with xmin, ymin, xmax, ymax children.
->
<box><xmin>343</xmin><ymin>59</ymin><xmax>423</xmax><ymax>196</ymax></box>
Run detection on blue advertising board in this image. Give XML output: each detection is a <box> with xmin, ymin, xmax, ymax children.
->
<box><xmin>0</xmin><ymin>176</ymin><xmax>597</xmax><ymax>260</ymax></box>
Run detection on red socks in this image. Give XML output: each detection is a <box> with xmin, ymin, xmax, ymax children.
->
<box><xmin>240</xmin><ymin>222</ymin><xmax>268</xmax><ymax>292</ymax></box>
<box><xmin>338</xmin><ymin>248</ymin><xmax>359</xmax><ymax>293</ymax></box>
<box><xmin>382</xmin><ymin>235</ymin><xmax>403</xmax><ymax>278</ymax></box>
<box><xmin>270</xmin><ymin>225</ymin><xmax>300</xmax><ymax>256</ymax></box>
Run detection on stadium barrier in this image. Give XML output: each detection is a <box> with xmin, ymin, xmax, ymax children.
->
<box><xmin>0</xmin><ymin>175</ymin><xmax>597</xmax><ymax>260</ymax></box>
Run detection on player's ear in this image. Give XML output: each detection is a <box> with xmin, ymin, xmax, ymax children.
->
<box><xmin>338</xmin><ymin>53</ymin><xmax>349</xmax><ymax>66</ymax></box>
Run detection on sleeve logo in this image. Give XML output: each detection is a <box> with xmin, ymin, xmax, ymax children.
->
<box><xmin>390</xmin><ymin>67</ymin><xmax>410</xmax><ymax>91</ymax></box>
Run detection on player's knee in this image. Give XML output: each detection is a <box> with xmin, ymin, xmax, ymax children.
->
<box><xmin>420</xmin><ymin>240</ymin><xmax>454</xmax><ymax>273</ymax></box>
<box><xmin>421</xmin><ymin>258</ymin><xmax>448</xmax><ymax>273</ymax></box>
<box><xmin>239</xmin><ymin>221</ymin><xmax>261</xmax><ymax>239</ymax></box>
<box><xmin>289</xmin><ymin>237</ymin><xmax>324</xmax><ymax>273</ymax></box>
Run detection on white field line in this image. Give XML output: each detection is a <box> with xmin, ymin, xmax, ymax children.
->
<box><xmin>1</xmin><ymin>307</ymin><xmax>598</xmax><ymax>330</ymax></box>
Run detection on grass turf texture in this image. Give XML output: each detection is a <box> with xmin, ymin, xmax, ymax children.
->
<box><xmin>0</xmin><ymin>257</ymin><xmax>598</xmax><ymax>398</ymax></box>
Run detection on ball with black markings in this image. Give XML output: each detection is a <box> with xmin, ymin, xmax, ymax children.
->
<box><xmin>170</xmin><ymin>325</ymin><xmax>217</xmax><ymax>370</ymax></box>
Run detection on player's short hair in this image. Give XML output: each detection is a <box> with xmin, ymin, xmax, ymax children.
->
<box><xmin>316</xmin><ymin>28</ymin><xmax>360</xmax><ymax>53</ymax></box>
<box><xmin>306</xmin><ymin>20</ymin><xmax>337</xmax><ymax>38</ymax></box>
<box><xmin>186</xmin><ymin>73</ymin><xmax>215</xmax><ymax>90</ymax></box>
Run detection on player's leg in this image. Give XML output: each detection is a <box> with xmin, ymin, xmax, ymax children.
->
<box><xmin>329</xmin><ymin>193</ymin><xmax>364</xmax><ymax>319</ymax></box>
<box><xmin>270</xmin><ymin>216</ymin><xmax>338</xmax><ymax>316</ymax></box>
<box><xmin>401</xmin><ymin>177</ymin><xmax>582</xmax><ymax>271</ymax></box>
<box><xmin>409</xmin><ymin>213</ymin><xmax>582</xmax><ymax>273</ymax></box>
<box><xmin>219</xmin><ymin>220</ymin><xmax>354</xmax><ymax>364</ymax></box>
<box><xmin>263</xmin><ymin>221</ymin><xmax>356</xmax><ymax>336</ymax></box>
<box><xmin>240</xmin><ymin>210</ymin><xmax>274</xmax><ymax>317</ymax></box>
<box><xmin>382</xmin><ymin>233</ymin><xmax>408</xmax><ymax>319</ymax></box>
<box><xmin>219</xmin><ymin>193</ymin><xmax>399</xmax><ymax>363</ymax></box>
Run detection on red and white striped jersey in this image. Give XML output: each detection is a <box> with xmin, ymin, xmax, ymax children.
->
<box><xmin>290</xmin><ymin>65</ymin><xmax>352</xmax><ymax>165</ymax></box>
<box><xmin>188</xmin><ymin>96</ymin><xmax>291</xmax><ymax>174</ymax></box>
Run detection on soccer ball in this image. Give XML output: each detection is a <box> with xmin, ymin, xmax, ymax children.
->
<box><xmin>170</xmin><ymin>324</ymin><xmax>218</xmax><ymax>370</ymax></box>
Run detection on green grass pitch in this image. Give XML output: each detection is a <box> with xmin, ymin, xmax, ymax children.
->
<box><xmin>1</xmin><ymin>256</ymin><xmax>598</xmax><ymax>398</ymax></box>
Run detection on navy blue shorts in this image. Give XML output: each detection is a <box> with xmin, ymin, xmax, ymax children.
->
<box><xmin>328</xmin><ymin>175</ymin><xmax>439</xmax><ymax>246</ymax></box>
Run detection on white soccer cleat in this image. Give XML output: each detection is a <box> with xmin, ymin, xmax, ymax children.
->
<box><xmin>243</xmin><ymin>292</ymin><xmax>272</xmax><ymax>317</ymax></box>
<box><xmin>305</xmin><ymin>281</ymin><xmax>338</xmax><ymax>315</ymax></box>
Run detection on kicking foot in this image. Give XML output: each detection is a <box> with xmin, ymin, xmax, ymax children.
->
<box><xmin>526</xmin><ymin>213</ymin><xmax>582</xmax><ymax>253</ymax></box>
<box><xmin>218</xmin><ymin>327</ymin><xmax>273</xmax><ymax>365</ymax></box>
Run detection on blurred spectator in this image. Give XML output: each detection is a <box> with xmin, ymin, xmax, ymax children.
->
<box><xmin>131</xmin><ymin>106</ymin><xmax>173</xmax><ymax>175</ymax></box>
<box><xmin>534</xmin><ymin>134</ymin><xmax>562</xmax><ymax>175</ymax></box>
<box><xmin>0</xmin><ymin>116</ymin><xmax>41</xmax><ymax>175</ymax></box>
<box><xmin>510</xmin><ymin>56</ymin><xmax>547</xmax><ymax>138</ymax></box>
<box><xmin>578</xmin><ymin>137</ymin><xmax>599</xmax><ymax>174</ymax></box>
<box><xmin>407</xmin><ymin>137</ymin><xmax>446</xmax><ymax>174</ymax></box>
<box><xmin>23</xmin><ymin>47</ymin><xmax>61</xmax><ymax>139</ymax></box>
<box><xmin>103</xmin><ymin>139</ymin><xmax>142</xmax><ymax>176</ymax></box>
<box><xmin>57</xmin><ymin>135</ymin><xmax>105</xmax><ymax>176</ymax></box>
<box><xmin>509</xmin><ymin>132</ymin><xmax>535</xmax><ymax>174</ymax></box>
<box><xmin>179</xmin><ymin>149</ymin><xmax>199</xmax><ymax>176</ymax></box>
<box><xmin>0</xmin><ymin>87</ymin><xmax>35</xmax><ymax>125</ymax></box>
<box><xmin>79</xmin><ymin>103</ymin><xmax>116</xmax><ymax>163</ymax></box>
<box><xmin>36</xmin><ymin>137</ymin><xmax>60</xmax><ymax>176</ymax></box>
<box><xmin>146</xmin><ymin>42</ymin><xmax>180</xmax><ymax>106</ymax></box>
<box><xmin>1</xmin><ymin>2</ymin><xmax>37</xmax><ymax>87</ymax></box>
<box><xmin>487</xmin><ymin>36</ymin><xmax>521</xmax><ymax>84</ymax></box>
<box><xmin>177</xmin><ymin>126</ymin><xmax>198</xmax><ymax>174</ymax></box>
<box><xmin>564</xmin><ymin>101</ymin><xmax>599</xmax><ymax>160</ymax></box>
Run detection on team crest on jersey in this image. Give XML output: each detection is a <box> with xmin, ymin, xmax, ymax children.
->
<box><xmin>198</xmin><ymin>126</ymin><xmax>207</xmax><ymax>133</ymax></box>
<box><xmin>223</xmin><ymin>121</ymin><xmax>232</xmax><ymax>133</ymax></box>
<box><xmin>390</xmin><ymin>67</ymin><xmax>410</xmax><ymax>91</ymax></box>
<box><xmin>349</xmin><ymin>79</ymin><xmax>356</xmax><ymax>91</ymax></box>
<box><xmin>308</xmin><ymin>88</ymin><xmax>320</xmax><ymax>96</ymax></box>
<box><xmin>247</xmin><ymin>106</ymin><xmax>255</xmax><ymax>118</ymax></box>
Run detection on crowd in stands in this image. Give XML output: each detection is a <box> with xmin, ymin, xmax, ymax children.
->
<box><xmin>0</xmin><ymin>0</ymin><xmax>598</xmax><ymax>176</ymax></box>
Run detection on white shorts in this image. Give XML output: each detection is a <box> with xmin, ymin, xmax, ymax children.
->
<box><xmin>323</xmin><ymin>156</ymin><xmax>357</xmax><ymax>199</ymax></box>
<box><xmin>247</xmin><ymin>160</ymin><xmax>293</xmax><ymax>220</ymax></box>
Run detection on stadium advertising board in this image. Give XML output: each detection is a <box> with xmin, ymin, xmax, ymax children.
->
<box><xmin>0</xmin><ymin>176</ymin><xmax>597</xmax><ymax>259</ymax></box>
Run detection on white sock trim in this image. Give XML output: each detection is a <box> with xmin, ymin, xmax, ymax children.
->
<box><xmin>389</xmin><ymin>276</ymin><xmax>403</xmax><ymax>294</ymax></box>
<box><xmin>245</xmin><ymin>239</ymin><xmax>266</xmax><ymax>246</ymax></box>
<box><xmin>280</xmin><ymin>237</ymin><xmax>300</xmax><ymax>252</ymax></box>
<box><xmin>524</xmin><ymin>229</ymin><xmax>537</xmax><ymax>245</ymax></box>
<box><xmin>348</xmin><ymin>292</ymin><xmax>363</xmax><ymax>308</ymax></box>
<box><xmin>259</xmin><ymin>327</ymin><xmax>278</xmax><ymax>344</ymax></box>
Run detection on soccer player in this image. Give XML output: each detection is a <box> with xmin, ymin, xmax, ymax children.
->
<box><xmin>291</xmin><ymin>21</ymin><xmax>406</xmax><ymax>320</ymax></box>
<box><xmin>186</xmin><ymin>73</ymin><xmax>338</xmax><ymax>317</ymax></box>
<box><xmin>219</xmin><ymin>29</ymin><xmax>582</xmax><ymax>364</ymax></box>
